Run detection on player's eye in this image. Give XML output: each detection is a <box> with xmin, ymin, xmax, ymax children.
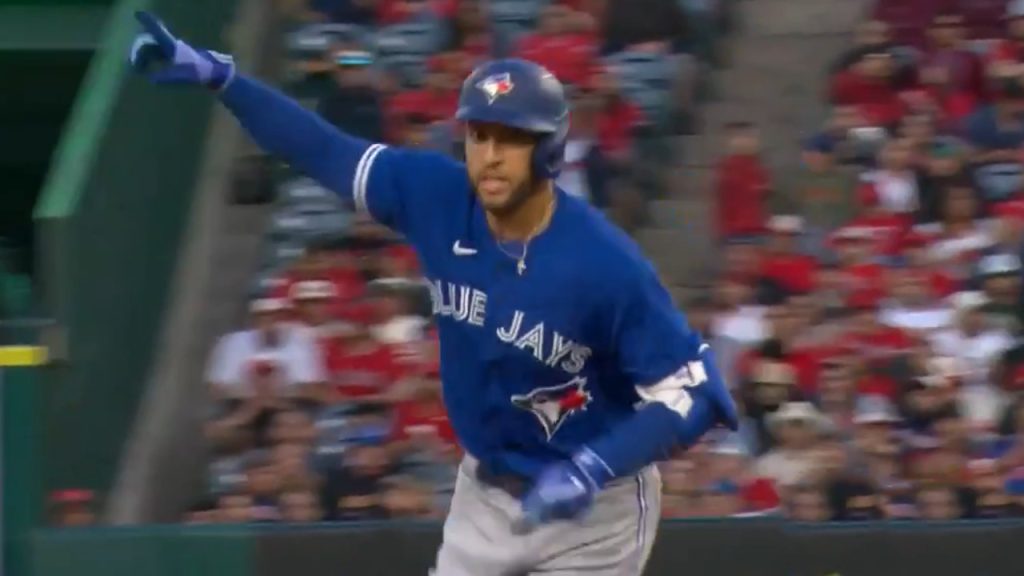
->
<box><xmin>466</xmin><ymin>124</ymin><xmax>487</xmax><ymax>143</ymax></box>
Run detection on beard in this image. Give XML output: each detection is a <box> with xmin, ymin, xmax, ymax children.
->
<box><xmin>473</xmin><ymin>175</ymin><xmax>539</xmax><ymax>217</ymax></box>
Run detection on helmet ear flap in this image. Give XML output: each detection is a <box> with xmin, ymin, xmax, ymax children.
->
<box><xmin>531</xmin><ymin>114</ymin><xmax>569</xmax><ymax>179</ymax></box>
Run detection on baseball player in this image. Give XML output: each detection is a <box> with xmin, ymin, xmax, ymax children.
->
<box><xmin>129</xmin><ymin>11</ymin><xmax>738</xmax><ymax>575</ymax></box>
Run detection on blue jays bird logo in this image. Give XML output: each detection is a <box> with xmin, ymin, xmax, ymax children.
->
<box><xmin>477</xmin><ymin>72</ymin><xmax>514</xmax><ymax>104</ymax></box>
<box><xmin>511</xmin><ymin>377</ymin><xmax>592</xmax><ymax>440</ymax></box>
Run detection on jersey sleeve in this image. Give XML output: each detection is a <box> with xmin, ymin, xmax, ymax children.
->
<box><xmin>354</xmin><ymin>144</ymin><xmax>466</xmax><ymax>237</ymax></box>
<box><xmin>605</xmin><ymin>262</ymin><xmax>703</xmax><ymax>387</ymax></box>
<box><xmin>219</xmin><ymin>75</ymin><xmax>465</xmax><ymax>240</ymax></box>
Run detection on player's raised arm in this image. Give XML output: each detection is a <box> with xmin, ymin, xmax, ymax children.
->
<box><xmin>127</xmin><ymin>11</ymin><xmax>448</xmax><ymax>234</ymax></box>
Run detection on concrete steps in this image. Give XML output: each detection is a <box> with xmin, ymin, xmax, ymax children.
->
<box><xmin>636</xmin><ymin>0</ymin><xmax>868</xmax><ymax>290</ymax></box>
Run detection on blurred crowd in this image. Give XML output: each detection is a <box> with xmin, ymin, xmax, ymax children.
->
<box><xmin>188</xmin><ymin>0</ymin><xmax>707</xmax><ymax>524</ymax></box>
<box><xmin>186</xmin><ymin>0</ymin><xmax>1024</xmax><ymax>526</ymax></box>
<box><xmin>680</xmin><ymin>0</ymin><xmax>1024</xmax><ymax>521</ymax></box>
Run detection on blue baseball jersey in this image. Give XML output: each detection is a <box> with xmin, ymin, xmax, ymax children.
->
<box><xmin>355</xmin><ymin>144</ymin><xmax>702</xmax><ymax>479</ymax></box>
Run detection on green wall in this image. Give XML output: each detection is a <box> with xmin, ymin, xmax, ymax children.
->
<box><xmin>32</xmin><ymin>526</ymin><xmax>254</xmax><ymax>576</ymax></box>
<box><xmin>33</xmin><ymin>0</ymin><xmax>240</xmax><ymax>496</ymax></box>
<box><xmin>0</xmin><ymin>51</ymin><xmax>92</xmax><ymax>277</ymax></box>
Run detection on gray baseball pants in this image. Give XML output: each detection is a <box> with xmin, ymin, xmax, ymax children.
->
<box><xmin>431</xmin><ymin>454</ymin><xmax>661</xmax><ymax>575</ymax></box>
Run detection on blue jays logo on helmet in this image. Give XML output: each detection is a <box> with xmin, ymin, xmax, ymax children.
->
<box><xmin>511</xmin><ymin>377</ymin><xmax>593</xmax><ymax>440</ymax></box>
<box><xmin>477</xmin><ymin>72</ymin><xmax>515</xmax><ymax>104</ymax></box>
<box><xmin>456</xmin><ymin>58</ymin><xmax>570</xmax><ymax>178</ymax></box>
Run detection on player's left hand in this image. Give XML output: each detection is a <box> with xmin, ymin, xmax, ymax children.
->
<box><xmin>128</xmin><ymin>11</ymin><xmax>235</xmax><ymax>90</ymax></box>
<box><xmin>516</xmin><ymin>447</ymin><xmax>611</xmax><ymax>531</ymax></box>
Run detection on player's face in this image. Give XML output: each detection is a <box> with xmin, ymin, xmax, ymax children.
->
<box><xmin>465</xmin><ymin>121</ymin><xmax>538</xmax><ymax>215</ymax></box>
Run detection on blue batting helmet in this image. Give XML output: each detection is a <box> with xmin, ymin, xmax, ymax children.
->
<box><xmin>455</xmin><ymin>58</ymin><xmax>569</xmax><ymax>179</ymax></box>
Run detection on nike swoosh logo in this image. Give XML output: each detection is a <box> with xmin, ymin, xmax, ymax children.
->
<box><xmin>453</xmin><ymin>241</ymin><xmax>477</xmax><ymax>256</ymax></box>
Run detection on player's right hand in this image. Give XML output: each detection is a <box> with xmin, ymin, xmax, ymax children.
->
<box><xmin>128</xmin><ymin>11</ymin><xmax>236</xmax><ymax>90</ymax></box>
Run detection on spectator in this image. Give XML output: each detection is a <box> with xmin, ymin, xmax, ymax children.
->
<box><xmin>245</xmin><ymin>452</ymin><xmax>284</xmax><ymax>522</ymax></box>
<box><xmin>217</xmin><ymin>492</ymin><xmax>256</xmax><ymax>524</ymax></box>
<box><xmin>843</xmin><ymin>288</ymin><xmax>917</xmax><ymax>366</ymax></box>
<box><xmin>697</xmin><ymin>481</ymin><xmax>745</xmax><ymax>517</ymax></box>
<box><xmin>273</xmin><ymin>441</ymin><xmax>320</xmax><ymax>492</ymax></box>
<box><xmin>918</xmin><ymin>11</ymin><xmax>984</xmax><ymax>120</ymax></box>
<box><xmin>183</xmin><ymin>499</ymin><xmax>219</xmax><ymax>524</ymax></box>
<box><xmin>516</xmin><ymin>3</ymin><xmax>596</xmax><ymax>86</ymax></box>
<box><xmin>921</xmin><ymin>180</ymin><xmax>993</xmax><ymax>280</ymax></box>
<box><xmin>967</xmin><ymin>458</ymin><xmax>1022</xmax><ymax>517</ymax></box>
<box><xmin>367</xmin><ymin>281</ymin><xmax>428</xmax><ymax>346</ymax></box>
<box><xmin>705</xmin><ymin>432</ymin><xmax>781</xmax><ymax>514</ymax></box>
<box><xmin>830</xmin><ymin>20</ymin><xmax>893</xmax><ymax>74</ymax></box>
<box><xmin>737</xmin><ymin>302</ymin><xmax>821</xmax><ymax>396</ymax></box>
<box><xmin>48</xmin><ymin>490</ymin><xmax>97</xmax><ymax>527</ymax></box>
<box><xmin>659</xmin><ymin>456</ymin><xmax>696</xmax><ymax>518</ymax></box>
<box><xmin>859</xmin><ymin>137</ymin><xmax>921</xmax><ymax>217</ymax></box>
<box><xmin>915</xmin><ymin>481</ymin><xmax>965</xmax><ymax>520</ymax></box>
<box><xmin>589</xmin><ymin>66</ymin><xmax>642</xmax><ymax>173</ymax></box>
<box><xmin>850</xmin><ymin>395</ymin><xmax>904</xmax><ymax>490</ymax></box>
<box><xmin>931</xmin><ymin>291</ymin><xmax>1012</xmax><ymax>428</ymax></box>
<box><xmin>830</xmin><ymin>49</ymin><xmax>906</xmax><ymax>129</ymax></box>
<box><xmin>446</xmin><ymin>0</ymin><xmax>492</xmax><ymax>62</ymax></box>
<box><xmin>793</xmin><ymin>134</ymin><xmax>858</xmax><ymax>256</ymax></box>
<box><xmin>205</xmin><ymin>298</ymin><xmax>326</xmax><ymax>449</ymax></box>
<box><xmin>713</xmin><ymin>121</ymin><xmax>772</xmax><ymax>240</ymax></box>
<box><xmin>786</xmin><ymin>483</ymin><xmax>833</xmax><ymax>521</ymax></box>
<box><xmin>322</xmin><ymin>442</ymin><xmax>395</xmax><ymax>520</ymax></box>
<box><xmin>710</xmin><ymin>275</ymin><xmax>766</xmax><ymax>346</ymax></box>
<box><xmin>817</xmin><ymin>105</ymin><xmax>885</xmax><ymax>167</ymax></box>
<box><xmin>964</xmin><ymin>67</ymin><xmax>1024</xmax><ymax>164</ymax></box>
<box><xmin>317</xmin><ymin>48</ymin><xmax>385</xmax><ymax>141</ymax></box>
<box><xmin>755</xmin><ymin>402</ymin><xmax>827</xmax><ymax>488</ymax></box>
<box><xmin>328</xmin><ymin>304</ymin><xmax>405</xmax><ymax>404</ymax></box>
<box><xmin>757</xmin><ymin>215</ymin><xmax>818</xmax><ymax>297</ymax></box>
<box><xmin>280</xmin><ymin>488</ymin><xmax>324</xmax><ymax>522</ymax></box>
<box><xmin>991</xmin><ymin>201</ymin><xmax>1024</xmax><ymax>256</ymax></box>
<box><xmin>379</xmin><ymin>475</ymin><xmax>437</xmax><ymax>518</ymax></box>
<box><xmin>273</xmin><ymin>239</ymin><xmax>367</xmax><ymax>308</ymax></box>
<box><xmin>376</xmin><ymin>0</ymin><xmax>453</xmax><ymax>26</ymax></box>
<box><xmin>387</xmin><ymin>56</ymin><xmax>460</xmax><ymax>136</ymax></box>
<box><xmin>917</xmin><ymin>136</ymin><xmax>969</xmax><ymax>223</ymax></box>
<box><xmin>901</xmin><ymin>377</ymin><xmax>959</xmax><ymax>435</ymax></box>
<box><xmin>987</xmin><ymin>0</ymin><xmax>1024</xmax><ymax>67</ymax></box>
<box><xmin>556</xmin><ymin>86</ymin><xmax>611</xmax><ymax>204</ymax></box>
<box><xmin>829</xmin><ymin>477</ymin><xmax>885</xmax><ymax>521</ymax></box>
<box><xmin>291</xmin><ymin>281</ymin><xmax>347</xmax><ymax>369</ymax></box>
<box><xmin>976</xmin><ymin>253</ymin><xmax>1024</xmax><ymax>333</ymax></box>
<box><xmin>268</xmin><ymin>408</ymin><xmax>319</xmax><ymax>446</ymax></box>
<box><xmin>879</xmin><ymin>267</ymin><xmax>954</xmax><ymax>336</ymax></box>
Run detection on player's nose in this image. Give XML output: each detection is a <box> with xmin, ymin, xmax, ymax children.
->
<box><xmin>479</xmin><ymin>137</ymin><xmax>504</xmax><ymax>164</ymax></box>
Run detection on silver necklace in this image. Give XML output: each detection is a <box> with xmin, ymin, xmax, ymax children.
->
<box><xmin>496</xmin><ymin>195</ymin><xmax>557</xmax><ymax>276</ymax></box>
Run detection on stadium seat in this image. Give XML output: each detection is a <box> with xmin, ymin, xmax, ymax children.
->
<box><xmin>208</xmin><ymin>454</ymin><xmax>247</xmax><ymax>495</ymax></box>
<box><xmin>604</xmin><ymin>51</ymin><xmax>677</xmax><ymax>125</ymax></box>
<box><xmin>375</xmin><ymin>20</ymin><xmax>447</xmax><ymax>87</ymax></box>
<box><xmin>264</xmin><ymin>240</ymin><xmax>307</xmax><ymax>269</ymax></box>
<box><xmin>279</xmin><ymin>177</ymin><xmax>340</xmax><ymax>206</ymax></box>
<box><xmin>286</xmin><ymin>23</ymin><xmax>374</xmax><ymax>60</ymax></box>
<box><xmin>488</xmin><ymin>0</ymin><xmax>548</xmax><ymax>46</ymax></box>
<box><xmin>973</xmin><ymin>162</ymin><xmax>1024</xmax><ymax>203</ymax></box>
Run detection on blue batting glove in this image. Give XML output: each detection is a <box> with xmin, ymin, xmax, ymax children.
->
<box><xmin>128</xmin><ymin>11</ymin><xmax>235</xmax><ymax>90</ymax></box>
<box><xmin>516</xmin><ymin>447</ymin><xmax>613</xmax><ymax>531</ymax></box>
